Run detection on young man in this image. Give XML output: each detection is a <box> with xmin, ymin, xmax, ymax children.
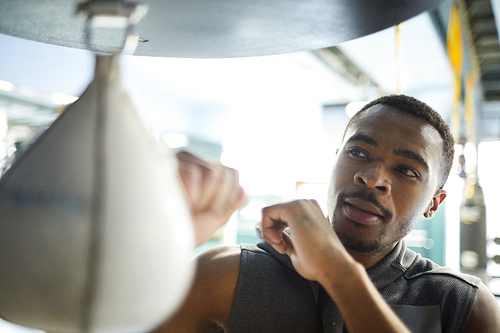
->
<box><xmin>159</xmin><ymin>95</ymin><xmax>500</xmax><ymax>332</ymax></box>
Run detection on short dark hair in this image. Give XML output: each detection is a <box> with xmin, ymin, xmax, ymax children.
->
<box><xmin>343</xmin><ymin>94</ymin><xmax>455</xmax><ymax>189</ymax></box>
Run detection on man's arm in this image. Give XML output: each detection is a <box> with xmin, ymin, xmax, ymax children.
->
<box><xmin>150</xmin><ymin>152</ymin><xmax>244</xmax><ymax>332</ymax></box>
<box><xmin>153</xmin><ymin>245</ymin><xmax>241</xmax><ymax>332</ymax></box>
<box><xmin>463</xmin><ymin>282</ymin><xmax>500</xmax><ymax>332</ymax></box>
<box><xmin>261</xmin><ymin>199</ymin><xmax>411</xmax><ymax>333</ymax></box>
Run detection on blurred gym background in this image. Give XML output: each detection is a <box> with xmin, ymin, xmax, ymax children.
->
<box><xmin>1</xmin><ymin>0</ymin><xmax>500</xmax><ymax>330</ymax></box>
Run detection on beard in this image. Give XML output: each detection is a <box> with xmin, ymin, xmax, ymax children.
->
<box><xmin>331</xmin><ymin>210</ymin><xmax>414</xmax><ymax>254</ymax></box>
<box><xmin>332</xmin><ymin>213</ymin><xmax>388</xmax><ymax>253</ymax></box>
<box><xmin>330</xmin><ymin>190</ymin><xmax>407</xmax><ymax>254</ymax></box>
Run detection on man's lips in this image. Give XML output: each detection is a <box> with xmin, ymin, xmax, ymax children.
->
<box><xmin>343</xmin><ymin>198</ymin><xmax>385</xmax><ymax>225</ymax></box>
<box><xmin>344</xmin><ymin>198</ymin><xmax>384</xmax><ymax>217</ymax></box>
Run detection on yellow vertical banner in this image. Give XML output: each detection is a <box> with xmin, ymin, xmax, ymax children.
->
<box><xmin>464</xmin><ymin>72</ymin><xmax>475</xmax><ymax>144</ymax></box>
<box><xmin>395</xmin><ymin>22</ymin><xmax>402</xmax><ymax>95</ymax></box>
<box><xmin>447</xmin><ymin>3</ymin><xmax>463</xmax><ymax>143</ymax></box>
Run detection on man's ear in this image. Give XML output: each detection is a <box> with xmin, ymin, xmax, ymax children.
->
<box><xmin>423</xmin><ymin>189</ymin><xmax>447</xmax><ymax>219</ymax></box>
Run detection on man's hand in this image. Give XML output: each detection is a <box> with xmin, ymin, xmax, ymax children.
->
<box><xmin>176</xmin><ymin>151</ymin><xmax>247</xmax><ymax>247</ymax></box>
<box><xmin>261</xmin><ymin>199</ymin><xmax>354</xmax><ymax>283</ymax></box>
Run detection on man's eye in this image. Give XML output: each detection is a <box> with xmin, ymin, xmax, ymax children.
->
<box><xmin>398</xmin><ymin>167</ymin><xmax>418</xmax><ymax>178</ymax></box>
<box><xmin>348</xmin><ymin>148</ymin><xmax>367</xmax><ymax>158</ymax></box>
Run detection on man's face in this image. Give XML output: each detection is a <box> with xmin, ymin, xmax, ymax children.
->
<box><xmin>327</xmin><ymin>104</ymin><xmax>445</xmax><ymax>254</ymax></box>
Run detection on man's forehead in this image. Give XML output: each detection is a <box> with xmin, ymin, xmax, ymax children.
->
<box><xmin>356</xmin><ymin>104</ymin><xmax>410</xmax><ymax>123</ymax></box>
<box><xmin>348</xmin><ymin>104</ymin><xmax>435</xmax><ymax>135</ymax></box>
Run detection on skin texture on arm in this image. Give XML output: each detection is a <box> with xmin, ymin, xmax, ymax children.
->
<box><xmin>153</xmin><ymin>245</ymin><xmax>241</xmax><ymax>333</ymax></box>
<box><xmin>262</xmin><ymin>199</ymin><xmax>411</xmax><ymax>333</ymax></box>
<box><xmin>463</xmin><ymin>282</ymin><xmax>500</xmax><ymax>332</ymax></box>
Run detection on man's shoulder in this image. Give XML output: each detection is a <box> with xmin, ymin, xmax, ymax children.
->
<box><xmin>379</xmin><ymin>245</ymin><xmax>486</xmax><ymax>332</ymax></box>
<box><xmin>197</xmin><ymin>244</ymin><xmax>242</xmax><ymax>264</ymax></box>
<box><xmin>196</xmin><ymin>242</ymin><xmax>294</xmax><ymax>278</ymax></box>
<box><xmin>158</xmin><ymin>245</ymin><xmax>242</xmax><ymax>331</ymax></box>
<box><xmin>195</xmin><ymin>244</ymin><xmax>243</xmax><ymax>290</ymax></box>
<box><xmin>239</xmin><ymin>241</ymin><xmax>298</xmax><ymax>272</ymax></box>
<box><xmin>401</xmin><ymin>247</ymin><xmax>481</xmax><ymax>287</ymax></box>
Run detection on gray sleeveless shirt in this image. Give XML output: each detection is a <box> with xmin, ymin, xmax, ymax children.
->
<box><xmin>227</xmin><ymin>241</ymin><xmax>480</xmax><ymax>333</ymax></box>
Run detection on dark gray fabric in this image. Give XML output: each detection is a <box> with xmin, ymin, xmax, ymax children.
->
<box><xmin>226</xmin><ymin>243</ymin><xmax>317</xmax><ymax>332</ymax></box>
<box><xmin>391</xmin><ymin>305</ymin><xmax>441</xmax><ymax>333</ymax></box>
<box><xmin>227</xmin><ymin>240</ymin><xmax>480</xmax><ymax>333</ymax></box>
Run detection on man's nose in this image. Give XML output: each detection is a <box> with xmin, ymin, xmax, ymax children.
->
<box><xmin>353</xmin><ymin>163</ymin><xmax>391</xmax><ymax>195</ymax></box>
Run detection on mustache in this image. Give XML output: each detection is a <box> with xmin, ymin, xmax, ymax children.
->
<box><xmin>338</xmin><ymin>190</ymin><xmax>393</xmax><ymax>220</ymax></box>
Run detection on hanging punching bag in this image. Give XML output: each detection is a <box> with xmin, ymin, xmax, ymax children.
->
<box><xmin>0</xmin><ymin>55</ymin><xmax>195</xmax><ymax>333</ymax></box>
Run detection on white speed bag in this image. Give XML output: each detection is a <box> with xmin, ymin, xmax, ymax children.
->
<box><xmin>0</xmin><ymin>55</ymin><xmax>195</xmax><ymax>333</ymax></box>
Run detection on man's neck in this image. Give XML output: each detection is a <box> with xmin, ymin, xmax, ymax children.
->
<box><xmin>347</xmin><ymin>244</ymin><xmax>397</xmax><ymax>270</ymax></box>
